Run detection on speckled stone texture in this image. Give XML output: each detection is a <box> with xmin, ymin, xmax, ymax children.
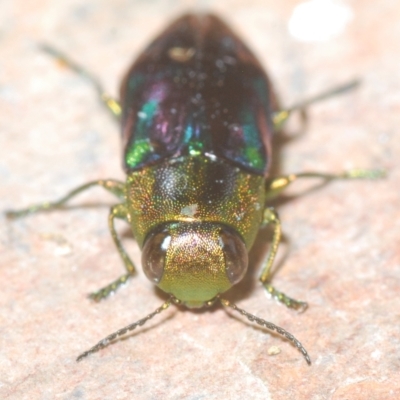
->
<box><xmin>1</xmin><ymin>1</ymin><xmax>399</xmax><ymax>399</ymax></box>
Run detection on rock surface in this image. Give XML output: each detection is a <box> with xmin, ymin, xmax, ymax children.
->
<box><xmin>1</xmin><ymin>1</ymin><xmax>399</xmax><ymax>399</ymax></box>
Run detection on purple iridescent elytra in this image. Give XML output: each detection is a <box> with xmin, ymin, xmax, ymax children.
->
<box><xmin>120</xmin><ymin>14</ymin><xmax>275</xmax><ymax>175</ymax></box>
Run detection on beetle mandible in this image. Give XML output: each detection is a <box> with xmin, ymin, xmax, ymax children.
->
<box><xmin>6</xmin><ymin>14</ymin><xmax>384</xmax><ymax>364</ymax></box>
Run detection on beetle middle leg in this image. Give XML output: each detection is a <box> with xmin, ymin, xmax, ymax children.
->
<box><xmin>261</xmin><ymin>168</ymin><xmax>384</xmax><ymax>310</ymax></box>
<box><xmin>6</xmin><ymin>179</ymin><xmax>137</xmax><ymax>302</ymax></box>
<box><xmin>265</xmin><ymin>169</ymin><xmax>385</xmax><ymax>200</ymax></box>
<box><xmin>5</xmin><ymin>179</ymin><xmax>126</xmax><ymax>219</ymax></box>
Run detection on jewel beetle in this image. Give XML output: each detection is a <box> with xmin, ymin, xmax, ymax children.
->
<box><xmin>6</xmin><ymin>14</ymin><xmax>384</xmax><ymax>364</ymax></box>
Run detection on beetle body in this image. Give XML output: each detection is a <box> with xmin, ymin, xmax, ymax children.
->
<box><xmin>122</xmin><ymin>14</ymin><xmax>273</xmax><ymax>307</ymax></box>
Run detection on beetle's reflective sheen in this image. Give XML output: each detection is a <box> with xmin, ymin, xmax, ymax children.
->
<box><xmin>6</xmin><ymin>14</ymin><xmax>384</xmax><ymax>364</ymax></box>
<box><xmin>129</xmin><ymin>156</ymin><xmax>263</xmax><ymax>307</ymax></box>
<box><xmin>121</xmin><ymin>14</ymin><xmax>272</xmax><ymax>308</ymax></box>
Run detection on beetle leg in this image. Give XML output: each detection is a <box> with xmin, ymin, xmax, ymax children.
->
<box><xmin>39</xmin><ymin>44</ymin><xmax>122</xmax><ymax>119</ymax></box>
<box><xmin>5</xmin><ymin>180</ymin><xmax>126</xmax><ymax>219</ymax></box>
<box><xmin>265</xmin><ymin>169</ymin><xmax>385</xmax><ymax>200</ymax></box>
<box><xmin>260</xmin><ymin>207</ymin><xmax>308</xmax><ymax>311</ymax></box>
<box><xmin>88</xmin><ymin>203</ymin><xmax>136</xmax><ymax>301</ymax></box>
<box><xmin>273</xmin><ymin>79</ymin><xmax>360</xmax><ymax>130</ymax></box>
<box><xmin>261</xmin><ymin>168</ymin><xmax>384</xmax><ymax>310</ymax></box>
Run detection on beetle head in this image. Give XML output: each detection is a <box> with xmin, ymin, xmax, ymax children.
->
<box><xmin>141</xmin><ymin>221</ymin><xmax>248</xmax><ymax>307</ymax></box>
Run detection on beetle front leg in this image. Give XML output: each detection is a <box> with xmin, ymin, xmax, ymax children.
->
<box><xmin>89</xmin><ymin>203</ymin><xmax>136</xmax><ymax>301</ymax></box>
<box><xmin>260</xmin><ymin>207</ymin><xmax>308</xmax><ymax>311</ymax></box>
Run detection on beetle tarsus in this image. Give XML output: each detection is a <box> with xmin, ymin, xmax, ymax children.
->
<box><xmin>88</xmin><ymin>273</ymin><xmax>133</xmax><ymax>302</ymax></box>
<box><xmin>39</xmin><ymin>42</ymin><xmax>122</xmax><ymax>118</ymax></box>
<box><xmin>263</xmin><ymin>283</ymin><xmax>308</xmax><ymax>312</ymax></box>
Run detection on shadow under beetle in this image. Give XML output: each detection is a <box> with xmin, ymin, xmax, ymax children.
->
<box><xmin>6</xmin><ymin>14</ymin><xmax>384</xmax><ymax>364</ymax></box>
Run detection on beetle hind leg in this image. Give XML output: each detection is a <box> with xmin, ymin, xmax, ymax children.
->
<box><xmin>272</xmin><ymin>79</ymin><xmax>361</xmax><ymax>130</ymax></box>
<box><xmin>39</xmin><ymin>44</ymin><xmax>122</xmax><ymax>119</ymax></box>
<box><xmin>88</xmin><ymin>204</ymin><xmax>137</xmax><ymax>302</ymax></box>
<box><xmin>260</xmin><ymin>208</ymin><xmax>308</xmax><ymax>311</ymax></box>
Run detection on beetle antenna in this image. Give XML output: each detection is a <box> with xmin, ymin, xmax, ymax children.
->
<box><xmin>76</xmin><ymin>296</ymin><xmax>175</xmax><ymax>362</ymax></box>
<box><xmin>220</xmin><ymin>298</ymin><xmax>311</xmax><ymax>365</ymax></box>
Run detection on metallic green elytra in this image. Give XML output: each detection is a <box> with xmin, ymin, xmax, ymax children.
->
<box><xmin>6</xmin><ymin>14</ymin><xmax>384</xmax><ymax>364</ymax></box>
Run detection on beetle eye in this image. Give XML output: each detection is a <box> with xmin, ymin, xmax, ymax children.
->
<box><xmin>219</xmin><ymin>228</ymin><xmax>248</xmax><ymax>285</ymax></box>
<box><xmin>142</xmin><ymin>230</ymin><xmax>171</xmax><ymax>283</ymax></box>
